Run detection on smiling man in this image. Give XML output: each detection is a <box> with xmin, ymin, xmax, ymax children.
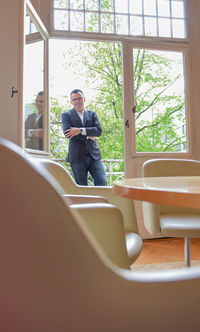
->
<box><xmin>61</xmin><ymin>89</ymin><xmax>107</xmax><ymax>186</ymax></box>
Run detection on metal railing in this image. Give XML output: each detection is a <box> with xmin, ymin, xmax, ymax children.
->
<box><xmin>102</xmin><ymin>159</ymin><xmax>124</xmax><ymax>185</ymax></box>
<box><xmin>52</xmin><ymin>158</ymin><xmax>124</xmax><ymax>185</ymax></box>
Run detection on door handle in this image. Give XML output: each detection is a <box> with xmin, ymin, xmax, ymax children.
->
<box><xmin>11</xmin><ymin>86</ymin><xmax>18</xmax><ymax>98</ymax></box>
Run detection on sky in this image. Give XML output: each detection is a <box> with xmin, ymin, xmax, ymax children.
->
<box><xmin>49</xmin><ymin>39</ymin><xmax>92</xmax><ymax>103</ymax></box>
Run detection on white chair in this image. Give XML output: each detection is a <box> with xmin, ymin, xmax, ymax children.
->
<box><xmin>1</xmin><ymin>139</ymin><xmax>200</xmax><ymax>331</ymax></box>
<box><xmin>33</xmin><ymin>158</ymin><xmax>143</xmax><ymax>264</ymax></box>
<box><xmin>142</xmin><ymin>158</ymin><xmax>200</xmax><ymax>267</ymax></box>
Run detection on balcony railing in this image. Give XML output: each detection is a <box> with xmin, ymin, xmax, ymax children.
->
<box><xmin>52</xmin><ymin>158</ymin><xmax>124</xmax><ymax>185</ymax></box>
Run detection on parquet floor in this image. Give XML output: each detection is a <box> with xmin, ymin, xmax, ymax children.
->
<box><xmin>134</xmin><ymin>237</ymin><xmax>200</xmax><ymax>265</ymax></box>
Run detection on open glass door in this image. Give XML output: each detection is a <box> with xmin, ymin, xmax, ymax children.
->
<box><xmin>133</xmin><ymin>48</ymin><xmax>188</xmax><ymax>154</ymax></box>
<box><xmin>23</xmin><ymin>0</ymin><xmax>49</xmax><ymax>155</ymax></box>
<box><xmin>123</xmin><ymin>42</ymin><xmax>191</xmax><ymax>237</ymax></box>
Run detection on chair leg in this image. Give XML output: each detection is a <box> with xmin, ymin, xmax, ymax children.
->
<box><xmin>184</xmin><ymin>237</ymin><xmax>191</xmax><ymax>267</ymax></box>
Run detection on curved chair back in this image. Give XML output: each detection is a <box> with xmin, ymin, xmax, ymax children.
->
<box><xmin>1</xmin><ymin>140</ymin><xmax>200</xmax><ymax>331</ymax></box>
<box><xmin>35</xmin><ymin>158</ymin><xmax>139</xmax><ymax>233</ymax></box>
<box><xmin>142</xmin><ymin>159</ymin><xmax>200</xmax><ymax>235</ymax></box>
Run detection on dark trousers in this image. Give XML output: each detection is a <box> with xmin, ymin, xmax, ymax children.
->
<box><xmin>70</xmin><ymin>154</ymin><xmax>107</xmax><ymax>186</ymax></box>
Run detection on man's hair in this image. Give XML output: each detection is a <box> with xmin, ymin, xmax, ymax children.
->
<box><xmin>70</xmin><ymin>89</ymin><xmax>84</xmax><ymax>99</ymax></box>
<box><xmin>36</xmin><ymin>91</ymin><xmax>44</xmax><ymax>99</ymax></box>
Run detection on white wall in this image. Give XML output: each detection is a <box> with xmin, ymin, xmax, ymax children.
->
<box><xmin>0</xmin><ymin>0</ymin><xmax>24</xmax><ymax>145</ymax></box>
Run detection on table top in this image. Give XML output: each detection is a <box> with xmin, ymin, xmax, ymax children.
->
<box><xmin>113</xmin><ymin>176</ymin><xmax>200</xmax><ymax>209</ymax></box>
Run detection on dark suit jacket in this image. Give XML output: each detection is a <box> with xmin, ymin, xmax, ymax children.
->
<box><xmin>61</xmin><ymin>108</ymin><xmax>102</xmax><ymax>163</ymax></box>
<box><xmin>25</xmin><ymin>113</ymin><xmax>43</xmax><ymax>150</ymax></box>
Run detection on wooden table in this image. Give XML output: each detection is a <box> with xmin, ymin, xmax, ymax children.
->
<box><xmin>113</xmin><ymin>176</ymin><xmax>200</xmax><ymax>210</ymax></box>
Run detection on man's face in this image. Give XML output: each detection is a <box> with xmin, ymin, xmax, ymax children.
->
<box><xmin>36</xmin><ymin>94</ymin><xmax>44</xmax><ymax>114</ymax></box>
<box><xmin>70</xmin><ymin>92</ymin><xmax>85</xmax><ymax>112</ymax></box>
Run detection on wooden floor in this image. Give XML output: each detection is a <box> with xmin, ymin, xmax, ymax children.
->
<box><xmin>134</xmin><ymin>238</ymin><xmax>200</xmax><ymax>265</ymax></box>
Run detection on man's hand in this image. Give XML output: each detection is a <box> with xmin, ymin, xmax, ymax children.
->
<box><xmin>33</xmin><ymin>128</ymin><xmax>43</xmax><ymax>139</ymax></box>
<box><xmin>88</xmin><ymin>136</ymin><xmax>96</xmax><ymax>141</ymax></box>
<box><xmin>65</xmin><ymin>127</ymin><xmax>81</xmax><ymax>138</ymax></box>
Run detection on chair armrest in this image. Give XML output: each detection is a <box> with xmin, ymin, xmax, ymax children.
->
<box><xmin>70</xmin><ymin>203</ymin><xmax>130</xmax><ymax>269</ymax></box>
<box><xmin>62</xmin><ymin>194</ymin><xmax>109</xmax><ymax>205</ymax></box>
<box><xmin>71</xmin><ymin>186</ymin><xmax>139</xmax><ymax>233</ymax></box>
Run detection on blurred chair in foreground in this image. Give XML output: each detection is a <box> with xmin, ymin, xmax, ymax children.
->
<box><xmin>0</xmin><ymin>139</ymin><xmax>200</xmax><ymax>331</ymax></box>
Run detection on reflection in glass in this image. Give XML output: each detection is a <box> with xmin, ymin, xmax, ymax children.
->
<box><xmin>25</xmin><ymin>91</ymin><xmax>44</xmax><ymax>150</ymax></box>
<box><xmin>24</xmin><ymin>15</ymin><xmax>45</xmax><ymax>151</ymax></box>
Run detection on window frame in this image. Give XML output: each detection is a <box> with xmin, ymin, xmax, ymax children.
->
<box><xmin>48</xmin><ymin>0</ymin><xmax>193</xmax><ymax>158</ymax></box>
<box><xmin>23</xmin><ymin>0</ymin><xmax>50</xmax><ymax>156</ymax></box>
<box><xmin>122</xmin><ymin>39</ymin><xmax>192</xmax><ymax>158</ymax></box>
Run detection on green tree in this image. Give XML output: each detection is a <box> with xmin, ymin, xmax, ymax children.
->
<box><xmin>133</xmin><ymin>49</ymin><xmax>185</xmax><ymax>152</ymax></box>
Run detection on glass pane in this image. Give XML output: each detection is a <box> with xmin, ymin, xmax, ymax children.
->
<box><xmin>172</xmin><ymin>19</ymin><xmax>185</xmax><ymax>38</ymax></box>
<box><xmin>172</xmin><ymin>0</ymin><xmax>184</xmax><ymax>18</ymax></box>
<box><xmin>70</xmin><ymin>0</ymin><xmax>83</xmax><ymax>9</ymax></box>
<box><xmin>85</xmin><ymin>0</ymin><xmax>98</xmax><ymax>10</ymax></box>
<box><xmin>157</xmin><ymin>0</ymin><xmax>170</xmax><ymax>17</ymax></box>
<box><xmin>144</xmin><ymin>17</ymin><xmax>157</xmax><ymax>36</ymax></box>
<box><xmin>25</xmin><ymin>14</ymin><xmax>38</xmax><ymax>34</ymax></box>
<box><xmin>101</xmin><ymin>0</ymin><xmax>113</xmax><ymax>12</ymax></box>
<box><xmin>116</xmin><ymin>15</ymin><xmax>128</xmax><ymax>35</ymax></box>
<box><xmin>115</xmin><ymin>0</ymin><xmax>128</xmax><ymax>13</ymax></box>
<box><xmin>86</xmin><ymin>12</ymin><xmax>99</xmax><ymax>32</ymax></box>
<box><xmin>70</xmin><ymin>11</ymin><xmax>84</xmax><ymax>31</ymax></box>
<box><xmin>54</xmin><ymin>10</ymin><xmax>68</xmax><ymax>30</ymax></box>
<box><xmin>24</xmin><ymin>40</ymin><xmax>44</xmax><ymax>151</ymax></box>
<box><xmin>130</xmin><ymin>15</ymin><xmax>143</xmax><ymax>35</ymax></box>
<box><xmin>133</xmin><ymin>49</ymin><xmax>187</xmax><ymax>152</ymax></box>
<box><xmin>130</xmin><ymin>0</ymin><xmax>142</xmax><ymax>14</ymax></box>
<box><xmin>158</xmin><ymin>18</ymin><xmax>171</xmax><ymax>37</ymax></box>
<box><xmin>54</xmin><ymin>0</ymin><xmax>68</xmax><ymax>8</ymax></box>
<box><xmin>101</xmin><ymin>14</ymin><xmax>114</xmax><ymax>33</ymax></box>
<box><xmin>143</xmin><ymin>0</ymin><xmax>156</xmax><ymax>16</ymax></box>
<box><xmin>52</xmin><ymin>0</ymin><xmax>186</xmax><ymax>39</ymax></box>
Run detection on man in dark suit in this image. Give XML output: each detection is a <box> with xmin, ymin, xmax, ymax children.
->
<box><xmin>25</xmin><ymin>91</ymin><xmax>44</xmax><ymax>150</ymax></box>
<box><xmin>61</xmin><ymin>89</ymin><xmax>107</xmax><ymax>186</ymax></box>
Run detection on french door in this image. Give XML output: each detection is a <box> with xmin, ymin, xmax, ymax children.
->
<box><xmin>123</xmin><ymin>41</ymin><xmax>191</xmax><ymax>178</ymax></box>
<box><xmin>122</xmin><ymin>41</ymin><xmax>192</xmax><ymax>237</ymax></box>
